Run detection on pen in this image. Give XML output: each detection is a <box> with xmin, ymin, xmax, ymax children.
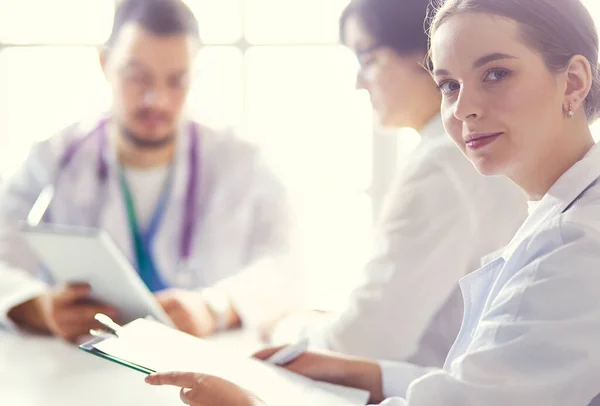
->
<box><xmin>94</xmin><ymin>313</ymin><xmax>124</xmax><ymax>337</ymax></box>
<box><xmin>265</xmin><ymin>338</ymin><xmax>309</xmax><ymax>366</ymax></box>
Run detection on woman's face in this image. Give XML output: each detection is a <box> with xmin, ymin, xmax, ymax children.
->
<box><xmin>430</xmin><ymin>13</ymin><xmax>567</xmax><ymax>177</ymax></box>
<box><xmin>343</xmin><ymin>16</ymin><xmax>435</xmax><ymax>128</ymax></box>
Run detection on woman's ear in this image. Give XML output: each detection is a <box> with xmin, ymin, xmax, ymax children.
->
<box><xmin>563</xmin><ymin>55</ymin><xmax>593</xmax><ymax>115</ymax></box>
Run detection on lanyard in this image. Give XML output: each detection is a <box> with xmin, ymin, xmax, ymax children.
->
<box><xmin>119</xmin><ymin>167</ymin><xmax>173</xmax><ymax>292</ymax></box>
<box><xmin>59</xmin><ymin>119</ymin><xmax>201</xmax><ymax>262</ymax></box>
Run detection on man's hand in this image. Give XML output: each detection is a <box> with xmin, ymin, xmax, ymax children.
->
<box><xmin>145</xmin><ymin>372</ymin><xmax>264</xmax><ymax>406</ymax></box>
<box><xmin>156</xmin><ymin>289</ymin><xmax>220</xmax><ymax>337</ymax></box>
<box><xmin>7</xmin><ymin>283</ymin><xmax>118</xmax><ymax>343</ymax></box>
<box><xmin>253</xmin><ymin>347</ymin><xmax>384</xmax><ymax>403</ymax></box>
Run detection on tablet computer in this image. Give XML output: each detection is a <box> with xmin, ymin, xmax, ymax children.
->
<box><xmin>20</xmin><ymin>223</ymin><xmax>172</xmax><ymax>325</ymax></box>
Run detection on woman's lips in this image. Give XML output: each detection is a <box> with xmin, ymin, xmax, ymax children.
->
<box><xmin>465</xmin><ymin>132</ymin><xmax>503</xmax><ymax>150</ymax></box>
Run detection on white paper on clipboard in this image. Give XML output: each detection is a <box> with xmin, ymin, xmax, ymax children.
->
<box><xmin>92</xmin><ymin>318</ymin><xmax>370</xmax><ymax>406</ymax></box>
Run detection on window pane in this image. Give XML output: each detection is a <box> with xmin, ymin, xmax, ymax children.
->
<box><xmin>0</xmin><ymin>0</ymin><xmax>113</xmax><ymax>44</ymax></box>
<box><xmin>583</xmin><ymin>0</ymin><xmax>600</xmax><ymax>25</ymax></box>
<box><xmin>186</xmin><ymin>47</ymin><xmax>243</xmax><ymax>130</ymax></box>
<box><xmin>295</xmin><ymin>191</ymin><xmax>373</xmax><ymax>310</ymax></box>
<box><xmin>183</xmin><ymin>0</ymin><xmax>243</xmax><ymax>44</ymax></box>
<box><xmin>245</xmin><ymin>46</ymin><xmax>372</xmax><ymax>190</ymax></box>
<box><xmin>244</xmin><ymin>0</ymin><xmax>350</xmax><ymax>44</ymax></box>
<box><xmin>0</xmin><ymin>47</ymin><xmax>110</xmax><ymax>176</ymax></box>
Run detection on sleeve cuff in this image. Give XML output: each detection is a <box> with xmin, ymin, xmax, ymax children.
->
<box><xmin>213</xmin><ymin>256</ymin><xmax>300</xmax><ymax>329</ymax></box>
<box><xmin>379</xmin><ymin>359</ymin><xmax>433</xmax><ymax>399</ymax></box>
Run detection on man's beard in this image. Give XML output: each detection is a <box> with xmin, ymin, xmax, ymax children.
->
<box><xmin>119</xmin><ymin>108</ymin><xmax>178</xmax><ymax>149</ymax></box>
<box><xmin>120</xmin><ymin>125</ymin><xmax>176</xmax><ymax>150</ymax></box>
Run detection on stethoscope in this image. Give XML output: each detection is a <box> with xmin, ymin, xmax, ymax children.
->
<box><xmin>27</xmin><ymin>118</ymin><xmax>200</xmax><ymax>263</ymax></box>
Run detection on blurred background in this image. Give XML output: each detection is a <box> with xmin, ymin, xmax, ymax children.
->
<box><xmin>1</xmin><ymin>0</ymin><xmax>599</xmax><ymax>311</ymax></box>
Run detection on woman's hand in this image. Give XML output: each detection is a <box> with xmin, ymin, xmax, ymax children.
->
<box><xmin>253</xmin><ymin>346</ymin><xmax>384</xmax><ymax>403</ymax></box>
<box><xmin>145</xmin><ymin>372</ymin><xmax>264</xmax><ymax>406</ymax></box>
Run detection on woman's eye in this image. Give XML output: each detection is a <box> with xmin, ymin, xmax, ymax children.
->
<box><xmin>484</xmin><ymin>70</ymin><xmax>509</xmax><ymax>82</ymax></box>
<box><xmin>437</xmin><ymin>80</ymin><xmax>460</xmax><ymax>95</ymax></box>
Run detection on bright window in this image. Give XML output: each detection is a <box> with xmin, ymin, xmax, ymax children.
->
<box><xmin>0</xmin><ymin>0</ymin><xmax>372</xmax><ymax>310</ymax></box>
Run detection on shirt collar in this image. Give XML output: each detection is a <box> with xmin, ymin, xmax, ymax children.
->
<box><xmin>502</xmin><ymin>141</ymin><xmax>600</xmax><ymax>260</ymax></box>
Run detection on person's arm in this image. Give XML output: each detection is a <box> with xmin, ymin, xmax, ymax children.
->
<box><xmin>389</xmin><ymin>219</ymin><xmax>600</xmax><ymax>406</ymax></box>
<box><xmin>371</xmin><ymin>218</ymin><xmax>600</xmax><ymax>405</ymax></box>
<box><xmin>146</xmin><ymin>349</ymin><xmax>409</xmax><ymax>405</ymax></box>
<box><xmin>255</xmin><ymin>219</ymin><xmax>600</xmax><ymax>406</ymax></box>
<box><xmin>0</xmin><ymin>142</ymin><xmax>53</xmax><ymax>329</ymax></box>
<box><xmin>0</xmin><ymin>136</ymin><xmax>117</xmax><ymax>339</ymax></box>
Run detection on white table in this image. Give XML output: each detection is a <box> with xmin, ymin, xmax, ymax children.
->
<box><xmin>0</xmin><ymin>328</ymin><xmax>265</xmax><ymax>406</ymax></box>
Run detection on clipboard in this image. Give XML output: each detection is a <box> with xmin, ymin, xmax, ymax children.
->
<box><xmin>79</xmin><ymin>314</ymin><xmax>156</xmax><ymax>375</ymax></box>
<box><xmin>78</xmin><ymin>314</ymin><xmax>370</xmax><ymax>406</ymax></box>
<box><xmin>79</xmin><ymin>336</ymin><xmax>156</xmax><ymax>375</ymax></box>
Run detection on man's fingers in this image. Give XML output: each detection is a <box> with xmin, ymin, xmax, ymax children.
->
<box><xmin>157</xmin><ymin>296</ymin><xmax>181</xmax><ymax>312</ymax></box>
<box><xmin>252</xmin><ymin>346</ymin><xmax>286</xmax><ymax>361</ymax></box>
<box><xmin>53</xmin><ymin>283</ymin><xmax>91</xmax><ymax>305</ymax></box>
<box><xmin>155</xmin><ymin>293</ymin><xmax>170</xmax><ymax>306</ymax></box>
<box><xmin>51</xmin><ymin>304</ymin><xmax>119</xmax><ymax>342</ymax></box>
<box><xmin>169</xmin><ymin>314</ymin><xmax>197</xmax><ymax>335</ymax></box>
<box><xmin>163</xmin><ymin>306</ymin><xmax>184</xmax><ymax>324</ymax></box>
<box><xmin>162</xmin><ymin>307</ymin><xmax>197</xmax><ymax>335</ymax></box>
<box><xmin>55</xmin><ymin>318</ymin><xmax>109</xmax><ymax>342</ymax></box>
<box><xmin>55</xmin><ymin>304</ymin><xmax>117</xmax><ymax>325</ymax></box>
<box><xmin>145</xmin><ymin>372</ymin><xmax>204</xmax><ymax>389</ymax></box>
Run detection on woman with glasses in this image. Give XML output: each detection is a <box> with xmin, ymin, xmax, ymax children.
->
<box><xmin>266</xmin><ymin>0</ymin><xmax>527</xmax><ymax>369</ymax></box>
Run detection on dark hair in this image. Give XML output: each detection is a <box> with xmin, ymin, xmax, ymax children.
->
<box><xmin>429</xmin><ymin>0</ymin><xmax>600</xmax><ymax>121</ymax></box>
<box><xmin>106</xmin><ymin>0</ymin><xmax>199</xmax><ymax>46</ymax></box>
<box><xmin>339</xmin><ymin>0</ymin><xmax>432</xmax><ymax>57</ymax></box>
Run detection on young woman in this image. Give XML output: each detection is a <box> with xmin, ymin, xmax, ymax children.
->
<box><xmin>269</xmin><ymin>0</ymin><xmax>526</xmax><ymax>367</ymax></box>
<box><xmin>144</xmin><ymin>0</ymin><xmax>600</xmax><ymax>405</ymax></box>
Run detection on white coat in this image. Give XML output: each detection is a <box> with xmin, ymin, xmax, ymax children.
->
<box><xmin>307</xmin><ymin>116</ymin><xmax>527</xmax><ymax>366</ymax></box>
<box><xmin>0</xmin><ymin>116</ymin><xmax>297</xmax><ymax>330</ymax></box>
<box><xmin>374</xmin><ymin>142</ymin><xmax>600</xmax><ymax>405</ymax></box>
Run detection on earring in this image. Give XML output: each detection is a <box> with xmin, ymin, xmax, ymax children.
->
<box><xmin>567</xmin><ymin>103</ymin><xmax>575</xmax><ymax>118</ymax></box>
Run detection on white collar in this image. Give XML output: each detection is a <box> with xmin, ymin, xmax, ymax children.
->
<box><xmin>502</xmin><ymin>141</ymin><xmax>600</xmax><ymax>259</ymax></box>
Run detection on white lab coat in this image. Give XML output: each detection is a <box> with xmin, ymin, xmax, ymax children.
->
<box><xmin>0</xmin><ymin>116</ymin><xmax>297</xmax><ymax>330</ymax></box>
<box><xmin>306</xmin><ymin>116</ymin><xmax>527</xmax><ymax>366</ymax></box>
<box><xmin>374</xmin><ymin>142</ymin><xmax>600</xmax><ymax>405</ymax></box>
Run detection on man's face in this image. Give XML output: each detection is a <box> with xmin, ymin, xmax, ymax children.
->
<box><xmin>101</xmin><ymin>23</ymin><xmax>198</xmax><ymax>148</ymax></box>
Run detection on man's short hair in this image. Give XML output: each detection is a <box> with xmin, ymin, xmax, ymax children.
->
<box><xmin>106</xmin><ymin>0</ymin><xmax>199</xmax><ymax>46</ymax></box>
